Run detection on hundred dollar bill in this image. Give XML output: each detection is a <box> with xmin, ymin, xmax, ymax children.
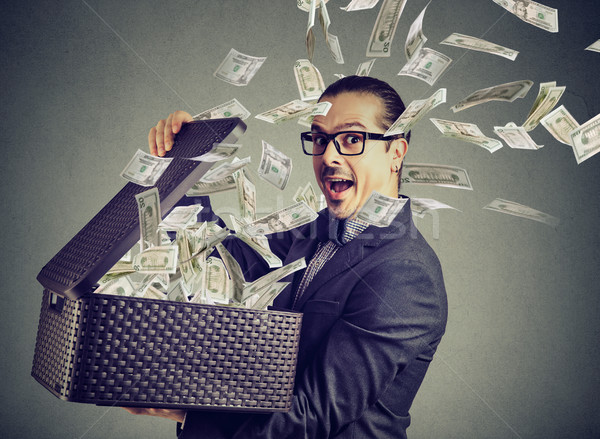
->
<box><xmin>522</xmin><ymin>84</ymin><xmax>565</xmax><ymax>131</ymax></box>
<box><xmin>186</xmin><ymin>175</ymin><xmax>237</xmax><ymax>196</ymax></box>
<box><xmin>248</xmin><ymin>282</ymin><xmax>290</xmax><ymax>310</ymax></box>
<box><xmin>366</xmin><ymin>0</ymin><xmax>408</xmax><ymax>57</ymax></box>
<box><xmin>398</xmin><ymin>47</ymin><xmax>452</xmax><ymax>86</ymax></box>
<box><xmin>233</xmin><ymin>169</ymin><xmax>256</xmax><ymax>221</ymax></box>
<box><xmin>258</xmin><ymin>140</ymin><xmax>292</xmax><ymax>190</ymax></box>
<box><xmin>405</xmin><ymin>1</ymin><xmax>429</xmax><ymax>61</ymax></box>
<box><xmin>132</xmin><ymin>245</ymin><xmax>179</xmax><ymax>274</ymax></box>
<box><xmin>451</xmin><ymin>79</ymin><xmax>533</xmax><ymax>112</ymax></box>
<box><xmin>191</xmin><ymin>143</ymin><xmax>241</xmax><ymax>162</ymax></box>
<box><xmin>484</xmin><ymin>198</ymin><xmax>559</xmax><ymax>227</ymax></box>
<box><xmin>199</xmin><ymin>156</ymin><xmax>251</xmax><ymax>183</ymax></box>
<box><xmin>243</xmin><ymin>201</ymin><xmax>319</xmax><ymax>236</ymax></box>
<box><xmin>540</xmin><ymin>105</ymin><xmax>579</xmax><ymax>146</ymax></box>
<box><xmin>430</xmin><ymin>118</ymin><xmax>503</xmax><ymax>153</ymax></box>
<box><xmin>492</xmin><ymin>0</ymin><xmax>558</xmax><ymax>33</ymax></box>
<box><xmin>493</xmin><ymin>122</ymin><xmax>543</xmax><ymax>150</ymax></box>
<box><xmin>356</xmin><ymin>59</ymin><xmax>375</xmax><ymax>76</ymax></box>
<box><xmin>341</xmin><ymin>0</ymin><xmax>379</xmax><ymax>11</ymax></box>
<box><xmin>205</xmin><ymin>256</ymin><xmax>231</xmax><ymax>304</ymax></box>
<box><xmin>160</xmin><ymin>205</ymin><xmax>202</xmax><ymax>231</ymax></box>
<box><xmin>256</xmin><ymin>100</ymin><xmax>331</xmax><ymax>124</ymax></box>
<box><xmin>121</xmin><ymin>149</ymin><xmax>172</xmax><ymax>187</ymax></box>
<box><xmin>294</xmin><ymin>59</ymin><xmax>326</xmax><ymax>102</ymax></box>
<box><xmin>192</xmin><ymin>98</ymin><xmax>251</xmax><ymax>120</ymax></box>
<box><xmin>136</xmin><ymin>187</ymin><xmax>162</xmax><ymax>251</ymax></box>
<box><xmin>356</xmin><ymin>191</ymin><xmax>407</xmax><ymax>227</ymax></box>
<box><xmin>440</xmin><ymin>33</ymin><xmax>519</xmax><ymax>61</ymax></box>
<box><xmin>410</xmin><ymin>198</ymin><xmax>459</xmax><ymax>217</ymax></box>
<box><xmin>401</xmin><ymin>163</ymin><xmax>473</xmax><ymax>190</ymax></box>
<box><xmin>585</xmin><ymin>39</ymin><xmax>600</xmax><ymax>53</ymax></box>
<box><xmin>230</xmin><ymin>215</ymin><xmax>283</xmax><ymax>268</ymax></box>
<box><xmin>241</xmin><ymin>257</ymin><xmax>306</xmax><ymax>302</ymax></box>
<box><xmin>385</xmin><ymin>88</ymin><xmax>446</xmax><ymax>136</ymax></box>
<box><xmin>569</xmin><ymin>113</ymin><xmax>600</xmax><ymax>165</ymax></box>
<box><xmin>214</xmin><ymin>48</ymin><xmax>266</xmax><ymax>86</ymax></box>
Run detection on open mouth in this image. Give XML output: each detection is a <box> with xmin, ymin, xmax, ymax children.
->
<box><xmin>327</xmin><ymin>178</ymin><xmax>354</xmax><ymax>194</ymax></box>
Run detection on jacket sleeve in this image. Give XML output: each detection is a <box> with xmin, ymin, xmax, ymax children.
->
<box><xmin>180</xmin><ymin>257</ymin><xmax>446</xmax><ymax>438</ymax></box>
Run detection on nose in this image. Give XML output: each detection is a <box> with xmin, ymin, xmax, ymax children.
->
<box><xmin>321</xmin><ymin>138</ymin><xmax>343</xmax><ymax>166</ymax></box>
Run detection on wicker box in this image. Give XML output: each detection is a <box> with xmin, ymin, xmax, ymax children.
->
<box><xmin>31</xmin><ymin>118</ymin><xmax>302</xmax><ymax>412</ymax></box>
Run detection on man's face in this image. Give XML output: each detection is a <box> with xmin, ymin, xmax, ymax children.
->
<box><xmin>311</xmin><ymin>92</ymin><xmax>406</xmax><ymax>219</ymax></box>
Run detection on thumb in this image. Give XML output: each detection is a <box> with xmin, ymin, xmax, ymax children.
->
<box><xmin>172</xmin><ymin>110</ymin><xmax>194</xmax><ymax>134</ymax></box>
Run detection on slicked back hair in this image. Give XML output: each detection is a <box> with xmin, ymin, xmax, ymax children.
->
<box><xmin>318</xmin><ymin>75</ymin><xmax>410</xmax><ymax>192</ymax></box>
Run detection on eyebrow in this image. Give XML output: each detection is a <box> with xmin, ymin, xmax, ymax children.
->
<box><xmin>310</xmin><ymin>121</ymin><xmax>370</xmax><ymax>132</ymax></box>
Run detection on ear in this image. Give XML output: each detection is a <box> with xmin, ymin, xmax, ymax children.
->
<box><xmin>390</xmin><ymin>137</ymin><xmax>408</xmax><ymax>171</ymax></box>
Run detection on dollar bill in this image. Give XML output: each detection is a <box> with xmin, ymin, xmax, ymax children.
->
<box><xmin>160</xmin><ymin>205</ymin><xmax>202</xmax><ymax>231</ymax></box>
<box><xmin>341</xmin><ymin>0</ymin><xmax>380</xmax><ymax>11</ymax></box>
<box><xmin>410</xmin><ymin>198</ymin><xmax>459</xmax><ymax>217</ymax></box>
<box><xmin>405</xmin><ymin>1</ymin><xmax>429</xmax><ymax>61</ymax></box>
<box><xmin>401</xmin><ymin>163</ymin><xmax>473</xmax><ymax>190</ymax></box>
<box><xmin>213</xmin><ymin>48</ymin><xmax>266</xmax><ymax>86</ymax></box>
<box><xmin>258</xmin><ymin>140</ymin><xmax>293</xmax><ymax>190</ymax></box>
<box><xmin>494</xmin><ymin>122</ymin><xmax>543</xmax><ymax>150</ymax></box>
<box><xmin>186</xmin><ymin>175</ymin><xmax>237</xmax><ymax>196</ymax></box>
<box><xmin>295</xmin><ymin>101</ymin><xmax>333</xmax><ymax>128</ymax></box>
<box><xmin>355</xmin><ymin>59</ymin><xmax>375</xmax><ymax>76</ymax></box>
<box><xmin>522</xmin><ymin>85</ymin><xmax>565</xmax><ymax>131</ymax></box>
<box><xmin>234</xmin><ymin>169</ymin><xmax>256</xmax><ymax>221</ymax></box>
<box><xmin>94</xmin><ymin>275</ymin><xmax>136</xmax><ymax>296</ymax></box>
<box><xmin>192</xmin><ymin>98</ymin><xmax>251</xmax><ymax>120</ymax></box>
<box><xmin>440</xmin><ymin>33</ymin><xmax>519</xmax><ymax>61</ymax></box>
<box><xmin>356</xmin><ymin>191</ymin><xmax>407</xmax><ymax>227</ymax></box>
<box><xmin>132</xmin><ymin>245</ymin><xmax>179</xmax><ymax>274</ymax></box>
<box><xmin>241</xmin><ymin>257</ymin><xmax>306</xmax><ymax>302</ymax></box>
<box><xmin>327</xmin><ymin>34</ymin><xmax>345</xmax><ymax>64</ymax></box>
<box><xmin>229</xmin><ymin>215</ymin><xmax>283</xmax><ymax>268</ymax></box>
<box><xmin>143</xmin><ymin>285</ymin><xmax>167</xmax><ymax>300</ymax></box>
<box><xmin>540</xmin><ymin>105</ymin><xmax>579</xmax><ymax>146</ymax></box>
<box><xmin>293</xmin><ymin>182</ymin><xmax>319</xmax><ymax>211</ymax></box>
<box><xmin>106</xmin><ymin>260</ymin><xmax>135</xmax><ymax>275</ymax></box>
<box><xmin>398</xmin><ymin>48</ymin><xmax>452</xmax><ymax>86</ymax></box>
<box><xmin>306</xmin><ymin>0</ymin><xmax>317</xmax><ymax>61</ymax></box>
<box><xmin>366</xmin><ymin>0</ymin><xmax>408</xmax><ymax>57</ymax></box>
<box><xmin>205</xmin><ymin>256</ymin><xmax>231</xmax><ymax>304</ymax></box>
<box><xmin>585</xmin><ymin>39</ymin><xmax>600</xmax><ymax>53</ymax></box>
<box><xmin>526</xmin><ymin>81</ymin><xmax>555</xmax><ymax>118</ymax></box>
<box><xmin>294</xmin><ymin>59</ymin><xmax>326</xmax><ymax>101</ymax></box>
<box><xmin>248</xmin><ymin>282</ymin><xmax>290</xmax><ymax>310</ymax></box>
<box><xmin>430</xmin><ymin>118</ymin><xmax>503</xmax><ymax>153</ymax></box>
<box><xmin>256</xmin><ymin>100</ymin><xmax>331</xmax><ymax>124</ymax></box>
<box><xmin>569</xmin><ymin>113</ymin><xmax>600</xmax><ymax>165</ymax></box>
<box><xmin>385</xmin><ymin>88</ymin><xmax>446</xmax><ymax>136</ymax></box>
<box><xmin>243</xmin><ymin>201</ymin><xmax>319</xmax><ymax>236</ymax></box>
<box><xmin>166</xmin><ymin>279</ymin><xmax>190</xmax><ymax>303</ymax></box>
<box><xmin>191</xmin><ymin>143</ymin><xmax>241</xmax><ymax>162</ymax></box>
<box><xmin>451</xmin><ymin>79</ymin><xmax>533</xmax><ymax>112</ymax></box>
<box><xmin>136</xmin><ymin>187</ymin><xmax>162</xmax><ymax>251</ymax></box>
<box><xmin>121</xmin><ymin>149</ymin><xmax>172</xmax><ymax>187</ymax></box>
<box><xmin>492</xmin><ymin>0</ymin><xmax>558</xmax><ymax>33</ymax></box>
<box><xmin>199</xmin><ymin>156</ymin><xmax>251</xmax><ymax>183</ymax></box>
<box><xmin>484</xmin><ymin>198</ymin><xmax>559</xmax><ymax>227</ymax></box>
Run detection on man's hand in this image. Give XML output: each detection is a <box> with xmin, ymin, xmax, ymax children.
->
<box><xmin>122</xmin><ymin>407</ymin><xmax>186</xmax><ymax>423</ymax></box>
<box><xmin>148</xmin><ymin>110</ymin><xmax>194</xmax><ymax>157</ymax></box>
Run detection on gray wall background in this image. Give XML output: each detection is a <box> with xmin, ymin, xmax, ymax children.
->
<box><xmin>1</xmin><ymin>0</ymin><xmax>599</xmax><ymax>438</ymax></box>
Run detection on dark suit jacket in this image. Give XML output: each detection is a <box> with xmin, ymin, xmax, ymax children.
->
<box><xmin>179</xmin><ymin>197</ymin><xmax>447</xmax><ymax>438</ymax></box>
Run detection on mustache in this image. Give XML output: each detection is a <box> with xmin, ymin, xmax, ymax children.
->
<box><xmin>321</xmin><ymin>166</ymin><xmax>354</xmax><ymax>181</ymax></box>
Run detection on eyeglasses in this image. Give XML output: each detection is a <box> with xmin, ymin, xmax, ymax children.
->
<box><xmin>300</xmin><ymin>131</ymin><xmax>400</xmax><ymax>156</ymax></box>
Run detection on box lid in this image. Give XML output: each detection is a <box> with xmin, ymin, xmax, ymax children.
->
<box><xmin>37</xmin><ymin>118</ymin><xmax>246</xmax><ymax>300</ymax></box>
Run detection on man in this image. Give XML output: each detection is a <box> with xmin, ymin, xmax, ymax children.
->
<box><xmin>126</xmin><ymin>76</ymin><xmax>447</xmax><ymax>438</ymax></box>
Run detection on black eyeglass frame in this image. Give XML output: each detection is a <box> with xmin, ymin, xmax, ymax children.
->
<box><xmin>300</xmin><ymin>130</ymin><xmax>403</xmax><ymax>156</ymax></box>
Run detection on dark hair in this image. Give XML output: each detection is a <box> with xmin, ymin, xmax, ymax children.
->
<box><xmin>318</xmin><ymin>75</ymin><xmax>410</xmax><ymax>193</ymax></box>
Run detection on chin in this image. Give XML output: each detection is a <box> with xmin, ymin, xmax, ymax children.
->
<box><xmin>327</xmin><ymin>202</ymin><xmax>355</xmax><ymax>220</ymax></box>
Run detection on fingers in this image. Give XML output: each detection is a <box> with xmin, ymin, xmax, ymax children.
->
<box><xmin>148</xmin><ymin>111</ymin><xmax>194</xmax><ymax>157</ymax></box>
<box><xmin>122</xmin><ymin>407</ymin><xmax>186</xmax><ymax>423</ymax></box>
